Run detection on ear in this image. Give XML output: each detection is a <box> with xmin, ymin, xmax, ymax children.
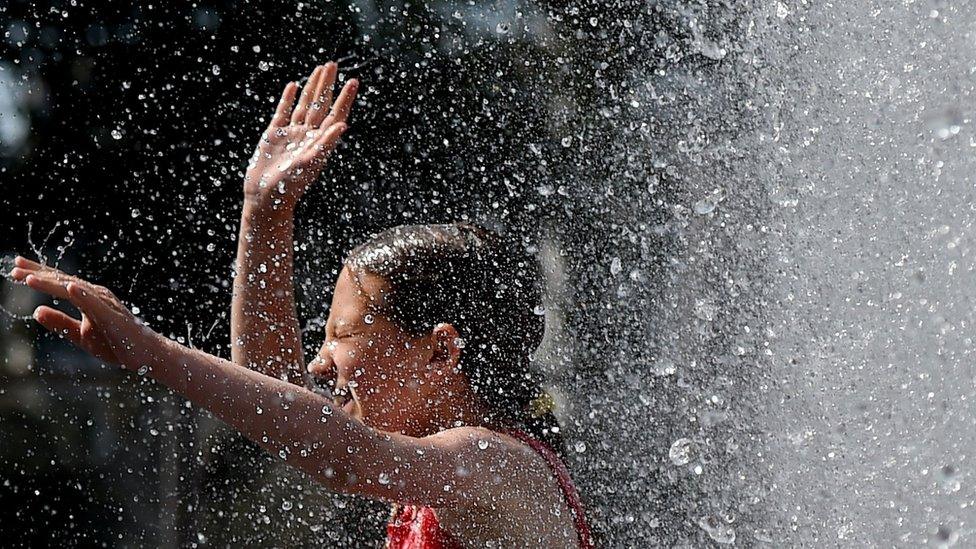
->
<box><xmin>430</xmin><ymin>323</ymin><xmax>461</xmax><ymax>372</ymax></box>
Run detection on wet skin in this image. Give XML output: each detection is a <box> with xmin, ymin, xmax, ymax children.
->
<box><xmin>306</xmin><ymin>265</ymin><xmax>484</xmax><ymax>437</ymax></box>
<box><xmin>8</xmin><ymin>60</ymin><xmax>584</xmax><ymax>546</ymax></box>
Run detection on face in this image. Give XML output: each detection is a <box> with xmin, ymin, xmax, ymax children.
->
<box><xmin>307</xmin><ymin>265</ymin><xmax>438</xmax><ymax>432</ymax></box>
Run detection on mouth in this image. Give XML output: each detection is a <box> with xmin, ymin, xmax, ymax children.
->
<box><xmin>309</xmin><ymin>370</ymin><xmax>364</xmax><ymax>422</ymax></box>
<box><xmin>334</xmin><ymin>385</ymin><xmax>364</xmax><ymax>422</ymax></box>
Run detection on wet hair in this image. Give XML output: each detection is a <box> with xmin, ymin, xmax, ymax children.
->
<box><xmin>344</xmin><ymin>222</ymin><xmax>564</xmax><ymax>454</ymax></box>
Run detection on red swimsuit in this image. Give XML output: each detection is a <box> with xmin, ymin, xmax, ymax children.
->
<box><xmin>385</xmin><ymin>429</ymin><xmax>594</xmax><ymax>548</ymax></box>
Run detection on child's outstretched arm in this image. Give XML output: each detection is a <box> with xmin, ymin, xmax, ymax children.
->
<box><xmin>232</xmin><ymin>62</ymin><xmax>358</xmax><ymax>386</ymax></box>
<box><xmin>12</xmin><ymin>260</ymin><xmax>545</xmax><ymax>513</ymax></box>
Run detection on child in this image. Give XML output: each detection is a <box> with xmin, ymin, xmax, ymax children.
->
<box><xmin>10</xmin><ymin>61</ymin><xmax>593</xmax><ymax>548</ymax></box>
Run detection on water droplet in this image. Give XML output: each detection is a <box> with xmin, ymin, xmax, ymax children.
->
<box><xmin>281</xmin><ymin>500</ymin><xmax>293</xmax><ymax>511</ymax></box>
<box><xmin>652</xmin><ymin>359</ymin><xmax>677</xmax><ymax>377</ymax></box>
<box><xmin>937</xmin><ymin>524</ymin><xmax>959</xmax><ymax>546</ymax></box>
<box><xmin>378</xmin><ymin>472</ymin><xmax>390</xmax><ymax>485</ymax></box>
<box><xmin>698</xmin><ymin>40</ymin><xmax>727</xmax><ymax>60</ymax></box>
<box><xmin>697</xmin><ymin>515</ymin><xmax>736</xmax><ymax>544</ymax></box>
<box><xmin>533</xmin><ymin>305</ymin><xmax>546</xmax><ymax>315</ymax></box>
<box><xmin>453</xmin><ymin>337</ymin><xmax>466</xmax><ymax>349</ymax></box>
<box><xmin>137</xmin><ymin>364</ymin><xmax>149</xmax><ymax>376</ymax></box>
<box><xmin>574</xmin><ymin>441</ymin><xmax>587</xmax><ymax>453</ymax></box>
<box><xmin>693</xmin><ymin>299</ymin><xmax>717</xmax><ymax>322</ymax></box>
<box><xmin>211</xmin><ymin>64</ymin><xmax>220</xmax><ymax>75</ymax></box>
<box><xmin>131</xmin><ymin>306</ymin><xmax>140</xmax><ymax>315</ymax></box>
<box><xmin>111</xmin><ymin>129</ymin><xmax>123</xmax><ymax>140</ymax></box>
<box><xmin>258</xmin><ymin>60</ymin><xmax>270</xmax><ymax>71</ymax></box>
<box><xmin>363</xmin><ymin>314</ymin><xmax>374</xmax><ymax>325</ymax></box>
<box><xmin>940</xmin><ymin>464</ymin><xmax>961</xmax><ymax>493</ymax></box>
<box><xmin>0</xmin><ymin>255</ymin><xmax>15</xmax><ymax>278</ymax></box>
<box><xmin>693</xmin><ymin>187</ymin><xmax>727</xmax><ymax>215</ymax></box>
<box><xmin>610</xmin><ymin>257</ymin><xmax>622</xmax><ymax>276</ymax></box>
<box><xmin>668</xmin><ymin>438</ymin><xmax>697</xmax><ymax>466</ymax></box>
<box><xmin>495</xmin><ymin>22</ymin><xmax>510</xmax><ymax>34</ymax></box>
<box><xmin>478</xmin><ymin>439</ymin><xmax>489</xmax><ymax>450</ymax></box>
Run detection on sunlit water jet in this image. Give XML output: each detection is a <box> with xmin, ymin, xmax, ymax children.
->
<box><xmin>541</xmin><ymin>0</ymin><xmax>976</xmax><ymax>546</ymax></box>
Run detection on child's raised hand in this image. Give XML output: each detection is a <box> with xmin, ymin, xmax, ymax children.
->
<box><xmin>244</xmin><ymin>62</ymin><xmax>358</xmax><ymax>211</ymax></box>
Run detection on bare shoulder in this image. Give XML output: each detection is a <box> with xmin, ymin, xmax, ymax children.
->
<box><xmin>424</xmin><ymin>425</ymin><xmax>544</xmax><ymax>466</ymax></box>
<box><xmin>423</xmin><ymin>426</ymin><xmax>560</xmax><ymax>509</ymax></box>
<box><xmin>426</xmin><ymin>426</ymin><xmax>581</xmax><ymax>546</ymax></box>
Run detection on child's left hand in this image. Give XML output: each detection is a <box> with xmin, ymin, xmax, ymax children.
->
<box><xmin>8</xmin><ymin>256</ymin><xmax>162</xmax><ymax>372</ymax></box>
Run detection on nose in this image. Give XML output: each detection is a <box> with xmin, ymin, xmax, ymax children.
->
<box><xmin>308</xmin><ymin>340</ymin><xmax>336</xmax><ymax>375</ymax></box>
<box><xmin>306</xmin><ymin>344</ymin><xmax>336</xmax><ymax>398</ymax></box>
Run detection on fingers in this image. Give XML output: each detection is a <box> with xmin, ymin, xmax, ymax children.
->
<box><xmin>34</xmin><ymin>287</ymin><xmax>120</xmax><ymax>365</ymax></box>
<box><xmin>9</xmin><ymin>256</ymin><xmax>56</xmax><ymax>280</ymax></box>
<box><xmin>23</xmin><ymin>270</ymin><xmax>108</xmax><ymax>321</ymax></box>
<box><xmin>14</xmin><ymin>256</ymin><xmax>45</xmax><ymax>271</ymax></box>
<box><xmin>268</xmin><ymin>62</ymin><xmax>358</xmax><ymax>130</ymax></box>
<box><xmin>32</xmin><ymin>305</ymin><xmax>83</xmax><ymax>344</ymax></box>
<box><xmin>10</xmin><ymin>266</ymin><xmax>59</xmax><ymax>285</ymax></box>
<box><xmin>322</xmin><ymin>79</ymin><xmax>359</xmax><ymax>129</ymax></box>
<box><xmin>304</xmin><ymin>123</ymin><xmax>348</xmax><ymax>164</ymax></box>
<box><xmin>13</xmin><ymin>262</ymin><xmax>105</xmax><ymax>306</ymax></box>
<box><xmin>306</xmin><ymin>62</ymin><xmax>337</xmax><ymax>128</ymax></box>
<box><xmin>270</xmin><ymin>81</ymin><xmax>299</xmax><ymax>127</ymax></box>
<box><xmin>8</xmin><ymin>267</ymin><xmax>27</xmax><ymax>282</ymax></box>
<box><xmin>24</xmin><ymin>274</ymin><xmax>110</xmax><ymax>337</ymax></box>
<box><xmin>16</xmin><ymin>264</ymin><xmax>127</xmax><ymax>366</ymax></box>
<box><xmin>67</xmin><ymin>282</ymin><xmax>112</xmax><ymax>317</ymax></box>
<box><xmin>11</xmin><ymin>259</ymin><xmax>82</xmax><ymax>284</ymax></box>
<box><xmin>22</xmin><ymin>270</ymin><xmax>74</xmax><ymax>300</ymax></box>
<box><xmin>290</xmin><ymin>65</ymin><xmax>324</xmax><ymax>126</ymax></box>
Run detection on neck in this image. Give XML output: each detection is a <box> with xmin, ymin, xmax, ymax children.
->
<box><xmin>398</xmin><ymin>386</ymin><xmax>492</xmax><ymax>438</ymax></box>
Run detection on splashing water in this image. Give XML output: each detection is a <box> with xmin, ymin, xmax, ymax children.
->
<box><xmin>2</xmin><ymin>0</ymin><xmax>975</xmax><ymax>546</ymax></box>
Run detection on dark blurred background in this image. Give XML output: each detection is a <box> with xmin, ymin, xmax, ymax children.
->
<box><xmin>0</xmin><ymin>0</ymin><xmax>603</xmax><ymax>546</ymax></box>
<box><xmin>0</xmin><ymin>0</ymin><xmax>762</xmax><ymax>546</ymax></box>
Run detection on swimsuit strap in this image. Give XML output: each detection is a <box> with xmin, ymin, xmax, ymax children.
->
<box><xmin>498</xmin><ymin>428</ymin><xmax>595</xmax><ymax>549</ymax></box>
